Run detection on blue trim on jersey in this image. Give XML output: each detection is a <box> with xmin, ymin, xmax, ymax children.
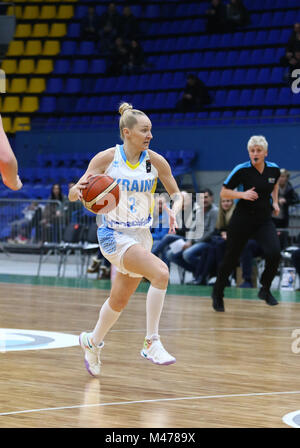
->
<box><xmin>224</xmin><ymin>161</ymin><xmax>251</xmax><ymax>185</ymax></box>
<box><xmin>265</xmin><ymin>161</ymin><xmax>279</xmax><ymax>168</ymax></box>
<box><xmin>119</xmin><ymin>144</ymin><xmax>147</xmax><ymax>167</ymax></box>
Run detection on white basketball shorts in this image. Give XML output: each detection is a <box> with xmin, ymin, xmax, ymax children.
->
<box><xmin>97</xmin><ymin>226</ymin><xmax>153</xmax><ymax>278</ymax></box>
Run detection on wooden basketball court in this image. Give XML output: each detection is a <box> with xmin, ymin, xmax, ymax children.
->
<box><xmin>0</xmin><ymin>274</ymin><xmax>300</xmax><ymax>428</ymax></box>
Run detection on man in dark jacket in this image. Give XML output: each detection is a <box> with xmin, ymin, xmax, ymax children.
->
<box><xmin>176</xmin><ymin>74</ymin><xmax>211</xmax><ymax>112</ymax></box>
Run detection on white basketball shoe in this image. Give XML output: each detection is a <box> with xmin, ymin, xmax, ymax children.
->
<box><xmin>141</xmin><ymin>335</ymin><xmax>176</xmax><ymax>365</ymax></box>
<box><xmin>79</xmin><ymin>332</ymin><xmax>104</xmax><ymax>377</ymax></box>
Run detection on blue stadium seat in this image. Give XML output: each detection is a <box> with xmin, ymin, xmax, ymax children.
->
<box><xmin>61</xmin><ymin>41</ymin><xmax>77</xmax><ymax>56</ymax></box>
<box><xmin>39</xmin><ymin>96</ymin><xmax>57</xmax><ymax>113</ymax></box>
<box><xmin>260</xmin><ymin>108</ymin><xmax>275</xmax><ymax>124</ymax></box>
<box><xmin>90</xmin><ymin>59</ymin><xmax>106</xmax><ymax>74</ymax></box>
<box><xmin>247</xmin><ymin>109</ymin><xmax>261</xmax><ymax>124</ymax></box>
<box><xmin>214</xmin><ymin>90</ymin><xmax>227</xmax><ymax>106</ymax></box>
<box><xmin>245</xmin><ymin>68</ymin><xmax>259</xmax><ymax>85</ymax></box>
<box><xmin>270</xmin><ymin>67</ymin><xmax>284</xmax><ymax>83</ymax></box>
<box><xmin>46</xmin><ymin>78</ymin><xmax>64</xmax><ymax>94</ymax></box>
<box><xmin>267</xmin><ymin>29</ymin><xmax>281</xmax><ymax>44</ymax></box>
<box><xmin>72</xmin><ymin>59</ymin><xmax>89</xmax><ymax>74</ymax></box>
<box><xmin>67</xmin><ymin>23</ymin><xmax>80</xmax><ymax>38</ymax></box>
<box><xmin>220</xmin><ymin>69</ymin><xmax>235</xmax><ymax>86</ymax></box>
<box><xmin>239</xmin><ymin>89</ymin><xmax>253</xmax><ymax>106</ymax></box>
<box><xmin>274</xmin><ymin>108</ymin><xmax>289</xmax><ymax>123</ymax></box>
<box><xmin>54</xmin><ymin>59</ymin><xmax>70</xmax><ymax>75</ymax></box>
<box><xmin>265</xmin><ymin>88</ymin><xmax>279</xmax><ymax>106</ymax></box>
<box><xmin>237</xmin><ymin>50</ymin><xmax>252</xmax><ymax>66</ymax></box>
<box><xmin>226</xmin><ymin>90</ymin><xmax>240</xmax><ymax>107</ymax></box>
<box><xmin>252</xmin><ymin>88</ymin><xmax>267</xmax><ymax>106</ymax></box>
<box><xmin>255</xmin><ymin>30</ymin><xmax>268</xmax><ymax>45</ymax></box>
<box><xmin>74</xmin><ymin>5</ymin><xmax>88</xmax><ymax>19</ymax></box>
<box><xmin>65</xmin><ymin>78</ymin><xmax>82</xmax><ymax>94</ymax></box>
<box><xmin>278</xmin><ymin>87</ymin><xmax>294</xmax><ymax>106</ymax></box>
<box><xmin>257</xmin><ymin>68</ymin><xmax>271</xmax><ymax>84</ymax></box>
<box><xmin>78</xmin><ymin>41</ymin><xmax>95</xmax><ymax>56</ymax></box>
<box><xmin>233</xmin><ymin>68</ymin><xmax>246</xmax><ymax>86</ymax></box>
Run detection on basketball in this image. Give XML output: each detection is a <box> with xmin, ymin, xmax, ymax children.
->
<box><xmin>82</xmin><ymin>174</ymin><xmax>120</xmax><ymax>214</ymax></box>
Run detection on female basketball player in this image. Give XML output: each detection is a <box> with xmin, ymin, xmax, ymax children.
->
<box><xmin>0</xmin><ymin>114</ymin><xmax>22</xmax><ymax>190</ymax></box>
<box><xmin>69</xmin><ymin>102</ymin><xmax>183</xmax><ymax>376</ymax></box>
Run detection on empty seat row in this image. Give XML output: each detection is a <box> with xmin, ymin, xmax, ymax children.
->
<box><xmin>53</xmin><ymin>58</ymin><xmax>106</xmax><ymax>75</ymax></box>
<box><xmin>0</xmin><ymin>96</ymin><xmax>39</xmax><ymax>113</ymax></box>
<box><xmin>1</xmin><ymin>58</ymin><xmax>53</xmax><ymax>75</ymax></box>
<box><xmin>5</xmin><ymin>78</ymin><xmax>46</xmax><ymax>94</ymax></box>
<box><xmin>7</xmin><ymin>39</ymin><xmax>60</xmax><ymax>57</ymax></box>
<box><xmin>30</xmin><ymin>108</ymin><xmax>300</xmax><ymax>133</ymax></box>
<box><xmin>215</xmin><ymin>87</ymin><xmax>300</xmax><ymax>107</ymax></box>
<box><xmin>142</xmin><ymin>29</ymin><xmax>292</xmax><ymax>53</ymax></box>
<box><xmin>148</xmin><ymin>47</ymin><xmax>285</xmax><ymax>70</ymax></box>
<box><xmin>14</xmin><ymin>23</ymin><xmax>67</xmax><ymax>38</ymax></box>
<box><xmin>7</xmin><ymin>4</ymin><xmax>74</xmax><ymax>20</ymax></box>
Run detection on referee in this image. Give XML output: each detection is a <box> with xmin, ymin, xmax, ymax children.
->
<box><xmin>211</xmin><ymin>135</ymin><xmax>281</xmax><ymax>312</ymax></box>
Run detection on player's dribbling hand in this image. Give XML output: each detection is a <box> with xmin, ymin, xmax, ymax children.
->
<box><xmin>243</xmin><ymin>187</ymin><xmax>258</xmax><ymax>201</ymax></box>
<box><xmin>164</xmin><ymin>204</ymin><xmax>178</xmax><ymax>234</ymax></box>
<box><xmin>69</xmin><ymin>179</ymin><xmax>89</xmax><ymax>201</ymax></box>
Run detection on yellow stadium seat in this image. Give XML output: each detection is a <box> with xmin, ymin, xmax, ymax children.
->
<box><xmin>39</xmin><ymin>6</ymin><xmax>56</xmax><ymax>20</ymax></box>
<box><xmin>1</xmin><ymin>59</ymin><xmax>17</xmax><ymax>75</ymax></box>
<box><xmin>32</xmin><ymin>23</ymin><xmax>49</xmax><ymax>38</ymax></box>
<box><xmin>17</xmin><ymin>59</ymin><xmax>35</xmax><ymax>74</ymax></box>
<box><xmin>49</xmin><ymin>23</ymin><xmax>67</xmax><ymax>38</ymax></box>
<box><xmin>57</xmin><ymin>5</ymin><xmax>74</xmax><ymax>19</ymax></box>
<box><xmin>23</xmin><ymin>6</ymin><xmax>40</xmax><ymax>20</ymax></box>
<box><xmin>6</xmin><ymin>40</ymin><xmax>24</xmax><ymax>57</ymax></box>
<box><xmin>2</xmin><ymin>96</ymin><xmax>20</xmax><ymax>113</ymax></box>
<box><xmin>35</xmin><ymin>59</ymin><xmax>53</xmax><ymax>74</ymax></box>
<box><xmin>6</xmin><ymin>6</ymin><xmax>23</xmax><ymax>19</ymax></box>
<box><xmin>14</xmin><ymin>24</ymin><xmax>32</xmax><ymax>38</ymax></box>
<box><xmin>27</xmin><ymin>78</ymin><xmax>46</xmax><ymax>94</ymax></box>
<box><xmin>42</xmin><ymin>40</ymin><xmax>60</xmax><ymax>56</ymax></box>
<box><xmin>1</xmin><ymin>117</ymin><xmax>12</xmax><ymax>134</ymax></box>
<box><xmin>24</xmin><ymin>40</ymin><xmax>42</xmax><ymax>56</ymax></box>
<box><xmin>19</xmin><ymin>97</ymin><xmax>39</xmax><ymax>113</ymax></box>
<box><xmin>12</xmin><ymin>117</ymin><xmax>31</xmax><ymax>133</ymax></box>
<box><xmin>9</xmin><ymin>78</ymin><xmax>27</xmax><ymax>94</ymax></box>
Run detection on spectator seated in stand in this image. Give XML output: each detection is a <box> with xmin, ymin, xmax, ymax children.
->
<box><xmin>169</xmin><ymin>188</ymin><xmax>218</xmax><ymax>285</ymax></box>
<box><xmin>119</xmin><ymin>5</ymin><xmax>140</xmax><ymax>42</ymax></box>
<box><xmin>80</xmin><ymin>6</ymin><xmax>100</xmax><ymax>41</ymax></box>
<box><xmin>106</xmin><ymin>37</ymin><xmax>130</xmax><ymax>76</ymax></box>
<box><xmin>151</xmin><ymin>195</ymin><xmax>170</xmax><ymax>253</ymax></box>
<box><xmin>176</xmin><ymin>74</ymin><xmax>212</xmax><ymax>113</ymax></box>
<box><xmin>225</xmin><ymin>0</ymin><xmax>250</xmax><ymax>32</ymax></box>
<box><xmin>199</xmin><ymin>198</ymin><xmax>236</xmax><ymax>286</ymax></box>
<box><xmin>152</xmin><ymin>191</ymin><xmax>193</xmax><ymax>268</ymax></box>
<box><xmin>127</xmin><ymin>39</ymin><xmax>145</xmax><ymax>74</ymax></box>
<box><xmin>39</xmin><ymin>183</ymin><xmax>66</xmax><ymax>243</ymax></box>
<box><xmin>98</xmin><ymin>2</ymin><xmax>121</xmax><ymax>56</ymax></box>
<box><xmin>9</xmin><ymin>200</ymin><xmax>43</xmax><ymax>244</ymax></box>
<box><xmin>205</xmin><ymin>0</ymin><xmax>227</xmax><ymax>34</ymax></box>
<box><xmin>272</xmin><ymin>168</ymin><xmax>299</xmax><ymax>250</ymax></box>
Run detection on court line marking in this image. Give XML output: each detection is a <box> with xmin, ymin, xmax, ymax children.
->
<box><xmin>1</xmin><ymin>390</ymin><xmax>300</xmax><ymax>417</ymax></box>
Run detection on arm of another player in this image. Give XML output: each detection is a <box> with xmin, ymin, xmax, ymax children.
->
<box><xmin>68</xmin><ymin>148</ymin><xmax>115</xmax><ymax>201</ymax></box>
<box><xmin>0</xmin><ymin>115</ymin><xmax>22</xmax><ymax>190</ymax></box>
<box><xmin>149</xmin><ymin>151</ymin><xmax>183</xmax><ymax>233</ymax></box>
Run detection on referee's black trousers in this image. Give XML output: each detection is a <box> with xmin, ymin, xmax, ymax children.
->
<box><xmin>212</xmin><ymin>212</ymin><xmax>281</xmax><ymax>298</ymax></box>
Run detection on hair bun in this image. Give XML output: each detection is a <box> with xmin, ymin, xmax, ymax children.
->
<box><xmin>119</xmin><ymin>102</ymin><xmax>133</xmax><ymax>116</ymax></box>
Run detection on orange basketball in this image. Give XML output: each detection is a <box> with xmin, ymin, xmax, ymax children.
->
<box><xmin>82</xmin><ymin>174</ymin><xmax>120</xmax><ymax>214</ymax></box>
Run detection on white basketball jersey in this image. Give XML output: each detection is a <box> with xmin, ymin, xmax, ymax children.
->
<box><xmin>103</xmin><ymin>144</ymin><xmax>158</xmax><ymax>229</ymax></box>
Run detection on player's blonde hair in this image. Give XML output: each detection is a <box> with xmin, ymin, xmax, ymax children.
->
<box><xmin>118</xmin><ymin>102</ymin><xmax>147</xmax><ymax>140</ymax></box>
<box><xmin>247</xmin><ymin>135</ymin><xmax>268</xmax><ymax>152</ymax></box>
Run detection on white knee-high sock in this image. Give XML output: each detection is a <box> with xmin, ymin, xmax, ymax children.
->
<box><xmin>146</xmin><ymin>285</ymin><xmax>167</xmax><ymax>340</ymax></box>
<box><xmin>91</xmin><ymin>298</ymin><xmax>121</xmax><ymax>346</ymax></box>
